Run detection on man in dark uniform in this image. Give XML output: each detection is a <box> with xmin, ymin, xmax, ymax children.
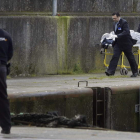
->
<box><xmin>0</xmin><ymin>29</ymin><xmax>13</xmax><ymax>134</ymax></box>
<box><xmin>105</xmin><ymin>12</ymin><xmax>138</xmax><ymax>77</ymax></box>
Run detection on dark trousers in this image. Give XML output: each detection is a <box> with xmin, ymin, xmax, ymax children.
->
<box><xmin>0</xmin><ymin>65</ymin><xmax>11</xmax><ymax>130</ymax></box>
<box><xmin>108</xmin><ymin>44</ymin><xmax>138</xmax><ymax>74</ymax></box>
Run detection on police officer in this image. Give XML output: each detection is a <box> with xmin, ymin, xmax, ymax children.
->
<box><xmin>105</xmin><ymin>12</ymin><xmax>138</xmax><ymax>77</ymax></box>
<box><xmin>0</xmin><ymin>28</ymin><xmax>13</xmax><ymax>134</ymax></box>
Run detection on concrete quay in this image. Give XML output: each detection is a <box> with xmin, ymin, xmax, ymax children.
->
<box><xmin>7</xmin><ymin>72</ymin><xmax>140</xmax><ymax>95</ymax></box>
<box><xmin>5</xmin><ymin>72</ymin><xmax>140</xmax><ymax>139</ymax></box>
<box><xmin>1</xmin><ymin>126</ymin><xmax>140</xmax><ymax>140</ymax></box>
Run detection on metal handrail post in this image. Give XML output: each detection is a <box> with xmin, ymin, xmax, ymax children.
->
<box><xmin>52</xmin><ymin>0</ymin><xmax>57</xmax><ymax>16</ymax></box>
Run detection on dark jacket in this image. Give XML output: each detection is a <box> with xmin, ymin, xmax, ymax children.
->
<box><xmin>0</xmin><ymin>29</ymin><xmax>13</xmax><ymax>64</ymax></box>
<box><xmin>137</xmin><ymin>24</ymin><xmax>140</xmax><ymax>33</ymax></box>
<box><xmin>113</xmin><ymin>18</ymin><xmax>133</xmax><ymax>47</ymax></box>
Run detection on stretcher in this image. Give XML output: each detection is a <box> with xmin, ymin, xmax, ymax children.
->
<box><xmin>101</xmin><ymin>30</ymin><xmax>140</xmax><ymax>75</ymax></box>
<box><xmin>103</xmin><ymin>44</ymin><xmax>140</xmax><ymax>75</ymax></box>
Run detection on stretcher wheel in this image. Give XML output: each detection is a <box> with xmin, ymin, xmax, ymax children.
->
<box><xmin>138</xmin><ymin>70</ymin><xmax>140</xmax><ymax>76</ymax></box>
<box><xmin>120</xmin><ymin>68</ymin><xmax>128</xmax><ymax>75</ymax></box>
<box><xmin>106</xmin><ymin>67</ymin><xmax>108</xmax><ymax>71</ymax></box>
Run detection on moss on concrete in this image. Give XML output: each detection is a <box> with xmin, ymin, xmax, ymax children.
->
<box><xmin>57</xmin><ymin>16</ymin><xmax>70</xmax><ymax>74</ymax></box>
<box><xmin>133</xmin><ymin>0</ymin><xmax>138</xmax><ymax>12</ymax></box>
<box><xmin>89</xmin><ymin>75</ymin><xmax>129</xmax><ymax>80</ymax></box>
<box><xmin>56</xmin><ymin>16</ymin><xmax>85</xmax><ymax>75</ymax></box>
<box><xmin>4</xmin><ymin>16</ymin><xmax>140</xmax><ymax>76</ymax></box>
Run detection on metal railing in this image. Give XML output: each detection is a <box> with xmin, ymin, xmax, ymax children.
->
<box><xmin>52</xmin><ymin>0</ymin><xmax>57</xmax><ymax>16</ymax></box>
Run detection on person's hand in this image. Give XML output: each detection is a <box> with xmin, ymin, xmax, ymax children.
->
<box><xmin>112</xmin><ymin>35</ymin><xmax>118</xmax><ymax>41</ymax></box>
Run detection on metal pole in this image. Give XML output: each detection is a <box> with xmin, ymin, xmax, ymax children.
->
<box><xmin>52</xmin><ymin>0</ymin><xmax>57</xmax><ymax>16</ymax></box>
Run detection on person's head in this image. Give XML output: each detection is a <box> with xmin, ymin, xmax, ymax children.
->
<box><xmin>112</xmin><ymin>12</ymin><xmax>120</xmax><ymax>22</ymax></box>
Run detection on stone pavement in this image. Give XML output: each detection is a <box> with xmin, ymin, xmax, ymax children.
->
<box><xmin>0</xmin><ymin>126</ymin><xmax>140</xmax><ymax>140</ymax></box>
<box><xmin>4</xmin><ymin>72</ymin><xmax>140</xmax><ymax>139</ymax></box>
<box><xmin>7</xmin><ymin>72</ymin><xmax>140</xmax><ymax>95</ymax></box>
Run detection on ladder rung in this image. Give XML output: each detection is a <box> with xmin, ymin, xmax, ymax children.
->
<box><xmin>97</xmin><ymin>100</ymin><xmax>103</xmax><ymax>102</ymax></box>
<box><xmin>97</xmin><ymin>114</ymin><xmax>103</xmax><ymax>116</ymax></box>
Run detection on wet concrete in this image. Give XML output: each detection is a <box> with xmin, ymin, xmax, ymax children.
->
<box><xmin>7</xmin><ymin>72</ymin><xmax>140</xmax><ymax>95</ymax></box>
<box><xmin>0</xmin><ymin>126</ymin><xmax>140</xmax><ymax>140</ymax></box>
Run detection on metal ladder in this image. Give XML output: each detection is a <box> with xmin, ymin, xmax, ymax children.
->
<box><xmin>93</xmin><ymin>88</ymin><xmax>105</xmax><ymax>128</ymax></box>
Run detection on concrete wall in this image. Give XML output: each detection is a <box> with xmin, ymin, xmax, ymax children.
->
<box><xmin>9</xmin><ymin>89</ymin><xmax>94</xmax><ymax>124</ymax></box>
<box><xmin>9</xmin><ymin>86</ymin><xmax>140</xmax><ymax>131</ymax></box>
<box><xmin>0</xmin><ymin>0</ymin><xmax>139</xmax><ymax>75</ymax></box>
<box><xmin>2</xmin><ymin>16</ymin><xmax>58</xmax><ymax>75</ymax></box>
<box><xmin>105</xmin><ymin>86</ymin><xmax>139</xmax><ymax>132</ymax></box>
<box><xmin>1</xmin><ymin>16</ymin><xmax>139</xmax><ymax>75</ymax></box>
<box><xmin>0</xmin><ymin>0</ymin><xmax>139</xmax><ymax>13</ymax></box>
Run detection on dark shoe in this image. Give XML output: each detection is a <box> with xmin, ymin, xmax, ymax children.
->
<box><xmin>1</xmin><ymin>129</ymin><xmax>10</xmax><ymax>134</ymax></box>
<box><xmin>130</xmin><ymin>73</ymin><xmax>138</xmax><ymax>77</ymax></box>
<box><xmin>105</xmin><ymin>71</ymin><xmax>114</xmax><ymax>76</ymax></box>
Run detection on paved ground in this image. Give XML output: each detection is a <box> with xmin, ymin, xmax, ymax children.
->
<box><xmin>0</xmin><ymin>126</ymin><xmax>140</xmax><ymax>140</ymax></box>
<box><xmin>7</xmin><ymin>71</ymin><xmax>140</xmax><ymax>95</ymax></box>
<box><xmin>4</xmin><ymin>72</ymin><xmax>140</xmax><ymax>139</ymax></box>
